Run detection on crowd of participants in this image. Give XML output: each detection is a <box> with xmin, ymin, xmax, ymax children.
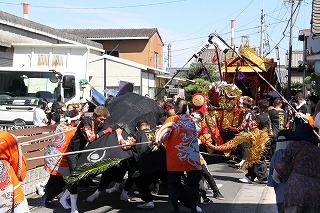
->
<box><xmin>156</xmin><ymin>92</ymin><xmax>320</xmax><ymax>213</ymax></box>
<box><xmin>14</xmin><ymin>94</ymin><xmax>224</xmax><ymax>213</ymax></box>
<box><xmin>1</xmin><ymin>92</ymin><xmax>320</xmax><ymax>213</ymax></box>
<box><xmin>33</xmin><ymin>98</ymin><xmax>90</xmax><ymax>127</ymax></box>
<box><xmin>264</xmin><ymin>92</ymin><xmax>320</xmax><ymax>213</ymax></box>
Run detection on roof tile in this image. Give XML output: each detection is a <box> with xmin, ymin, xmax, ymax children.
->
<box><xmin>60</xmin><ymin>28</ymin><xmax>158</xmax><ymax>39</ymax></box>
<box><xmin>0</xmin><ymin>10</ymin><xmax>103</xmax><ymax>49</ymax></box>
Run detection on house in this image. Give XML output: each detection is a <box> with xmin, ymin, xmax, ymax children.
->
<box><xmin>0</xmin><ymin>10</ymin><xmax>104</xmax><ymax>66</ymax></box>
<box><xmin>61</xmin><ymin>28</ymin><xmax>189</xmax><ymax>99</ymax></box>
<box><xmin>163</xmin><ymin>67</ymin><xmax>194</xmax><ymax>98</ymax></box>
<box><xmin>0</xmin><ymin>10</ymin><xmax>168</xmax><ymax>98</ymax></box>
<box><xmin>88</xmin><ymin>54</ymin><xmax>167</xmax><ymax>98</ymax></box>
<box><xmin>298</xmin><ymin>0</ymin><xmax>320</xmax><ymax>95</ymax></box>
<box><xmin>61</xmin><ymin>28</ymin><xmax>164</xmax><ymax>70</ymax></box>
<box><xmin>299</xmin><ymin>0</ymin><xmax>320</xmax><ymax>70</ymax></box>
<box><xmin>61</xmin><ymin>28</ymin><xmax>172</xmax><ymax>98</ymax></box>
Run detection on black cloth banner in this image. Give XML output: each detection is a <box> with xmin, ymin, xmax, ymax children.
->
<box><xmin>77</xmin><ymin>92</ymin><xmax>163</xmax><ymax>166</ymax></box>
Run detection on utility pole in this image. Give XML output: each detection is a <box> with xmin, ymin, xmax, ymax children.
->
<box><xmin>167</xmin><ymin>43</ymin><xmax>171</xmax><ymax>69</ymax></box>
<box><xmin>275</xmin><ymin>46</ymin><xmax>282</xmax><ymax>93</ymax></box>
<box><xmin>286</xmin><ymin>0</ymin><xmax>295</xmax><ymax>101</ymax></box>
<box><xmin>259</xmin><ymin>9</ymin><xmax>264</xmax><ymax>57</ymax></box>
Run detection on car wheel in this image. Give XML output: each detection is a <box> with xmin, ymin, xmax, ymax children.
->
<box><xmin>13</xmin><ymin>119</ymin><xmax>26</xmax><ymax>127</ymax></box>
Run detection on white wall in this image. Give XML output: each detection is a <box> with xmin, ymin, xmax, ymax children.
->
<box><xmin>106</xmin><ymin>60</ymin><xmax>141</xmax><ymax>87</ymax></box>
<box><xmin>89</xmin><ymin>58</ymin><xmax>142</xmax><ymax>94</ymax></box>
<box><xmin>88</xmin><ymin>55</ymin><xmax>165</xmax><ymax>97</ymax></box>
<box><xmin>12</xmin><ymin>46</ymin><xmax>90</xmax><ymax>79</ymax></box>
<box><xmin>88</xmin><ymin>58</ymin><xmax>104</xmax><ymax>92</ymax></box>
<box><xmin>142</xmin><ymin>71</ymin><xmax>155</xmax><ymax>97</ymax></box>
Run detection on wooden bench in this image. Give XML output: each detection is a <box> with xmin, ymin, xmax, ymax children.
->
<box><xmin>9</xmin><ymin>125</ymin><xmax>57</xmax><ymax>170</ymax></box>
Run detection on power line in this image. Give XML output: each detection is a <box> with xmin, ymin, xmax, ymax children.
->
<box><xmin>219</xmin><ymin>0</ymin><xmax>256</xmax><ymax>33</ymax></box>
<box><xmin>164</xmin><ymin>0</ymin><xmax>257</xmax><ymax>44</ymax></box>
<box><xmin>0</xmin><ymin>0</ymin><xmax>187</xmax><ymax>9</ymax></box>
<box><xmin>164</xmin><ymin>20</ymin><xmax>286</xmax><ymax>45</ymax></box>
<box><xmin>0</xmin><ymin>1</ymin><xmax>20</xmax><ymax>6</ymax></box>
<box><xmin>264</xmin><ymin>0</ymin><xmax>302</xmax><ymax>57</ymax></box>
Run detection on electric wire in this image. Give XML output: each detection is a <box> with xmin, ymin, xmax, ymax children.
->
<box><xmin>264</xmin><ymin>0</ymin><xmax>302</xmax><ymax>57</ymax></box>
<box><xmin>0</xmin><ymin>0</ymin><xmax>187</xmax><ymax>10</ymax></box>
<box><xmin>167</xmin><ymin>1</ymin><xmax>296</xmax><ymax>59</ymax></box>
<box><xmin>1</xmin><ymin>0</ymin><xmax>309</xmax><ymax>66</ymax></box>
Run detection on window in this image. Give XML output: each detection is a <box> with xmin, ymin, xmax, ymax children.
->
<box><xmin>37</xmin><ymin>54</ymin><xmax>49</xmax><ymax>66</ymax></box>
<box><xmin>52</xmin><ymin>54</ymin><xmax>64</xmax><ymax>67</ymax></box>
<box><xmin>154</xmin><ymin>52</ymin><xmax>158</xmax><ymax>68</ymax></box>
<box><xmin>106</xmin><ymin>50</ymin><xmax>119</xmax><ymax>57</ymax></box>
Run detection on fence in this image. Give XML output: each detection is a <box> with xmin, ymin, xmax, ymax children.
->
<box><xmin>9</xmin><ymin>125</ymin><xmax>57</xmax><ymax>195</ymax></box>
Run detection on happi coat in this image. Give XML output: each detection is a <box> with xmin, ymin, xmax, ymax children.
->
<box><xmin>45</xmin><ymin>124</ymin><xmax>77</xmax><ymax>176</ymax></box>
<box><xmin>0</xmin><ymin>131</ymin><xmax>29</xmax><ymax>213</ymax></box>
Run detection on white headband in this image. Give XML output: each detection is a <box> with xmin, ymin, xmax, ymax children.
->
<box><xmin>65</xmin><ymin>114</ymin><xmax>81</xmax><ymax>124</ymax></box>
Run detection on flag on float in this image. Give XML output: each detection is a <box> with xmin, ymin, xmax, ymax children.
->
<box><xmin>196</xmin><ymin>64</ymin><xmax>208</xmax><ymax>76</ymax></box>
<box><xmin>237</xmin><ymin>71</ymin><xmax>246</xmax><ymax>81</ymax></box>
<box><xmin>212</xmin><ymin>52</ymin><xmax>218</xmax><ymax>64</ymax></box>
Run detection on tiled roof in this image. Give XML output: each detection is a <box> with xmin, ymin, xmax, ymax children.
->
<box><xmin>312</xmin><ymin>0</ymin><xmax>320</xmax><ymax>36</ymax></box>
<box><xmin>0</xmin><ymin>10</ymin><xmax>103</xmax><ymax>50</ymax></box>
<box><xmin>61</xmin><ymin>28</ymin><xmax>159</xmax><ymax>40</ymax></box>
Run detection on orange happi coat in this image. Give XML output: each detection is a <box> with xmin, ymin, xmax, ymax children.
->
<box><xmin>155</xmin><ymin>114</ymin><xmax>202</xmax><ymax>171</ymax></box>
<box><xmin>45</xmin><ymin>124</ymin><xmax>77</xmax><ymax>176</ymax></box>
<box><xmin>0</xmin><ymin>131</ymin><xmax>29</xmax><ymax>213</ymax></box>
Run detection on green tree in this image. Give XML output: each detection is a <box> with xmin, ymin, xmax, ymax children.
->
<box><xmin>180</xmin><ymin>62</ymin><xmax>220</xmax><ymax>82</ymax></box>
<box><xmin>283</xmin><ymin>82</ymin><xmax>303</xmax><ymax>99</ymax></box>
<box><xmin>304</xmin><ymin>72</ymin><xmax>320</xmax><ymax>95</ymax></box>
<box><xmin>182</xmin><ymin>62</ymin><xmax>220</xmax><ymax>101</ymax></box>
<box><xmin>185</xmin><ymin>78</ymin><xmax>210</xmax><ymax>93</ymax></box>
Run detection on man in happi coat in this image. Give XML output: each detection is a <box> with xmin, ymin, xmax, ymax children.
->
<box><xmin>40</xmin><ymin>110</ymin><xmax>81</xmax><ymax>208</ymax></box>
<box><xmin>0</xmin><ymin>131</ymin><xmax>29</xmax><ymax>213</ymax></box>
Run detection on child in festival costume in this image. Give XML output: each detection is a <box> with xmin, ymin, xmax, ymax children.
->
<box><xmin>0</xmin><ymin>131</ymin><xmax>29</xmax><ymax>213</ymax></box>
<box><xmin>40</xmin><ymin>110</ymin><xmax>81</xmax><ymax>208</ymax></box>
<box><xmin>192</xmin><ymin>93</ymin><xmax>224</xmax><ymax>146</ymax></box>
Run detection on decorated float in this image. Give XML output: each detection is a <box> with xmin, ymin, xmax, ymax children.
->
<box><xmin>191</xmin><ymin>37</ymin><xmax>275</xmax><ymax>169</ymax></box>
<box><xmin>192</xmin><ymin>83</ymin><xmax>270</xmax><ymax>170</ymax></box>
<box><xmin>221</xmin><ymin>37</ymin><xmax>276</xmax><ymax>101</ymax></box>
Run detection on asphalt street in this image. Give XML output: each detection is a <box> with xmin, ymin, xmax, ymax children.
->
<box><xmin>27</xmin><ymin>155</ymin><xmax>277</xmax><ymax>213</ymax></box>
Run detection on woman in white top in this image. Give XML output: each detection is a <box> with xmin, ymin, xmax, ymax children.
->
<box><xmin>33</xmin><ymin>99</ymin><xmax>49</xmax><ymax>126</ymax></box>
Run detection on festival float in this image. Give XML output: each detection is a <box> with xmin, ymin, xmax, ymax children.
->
<box><xmin>192</xmin><ymin>36</ymin><xmax>275</xmax><ymax>169</ymax></box>
<box><xmin>221</xmin><ymin>37</ymin><xmax>276</xmax><ymax>101</ymax></box>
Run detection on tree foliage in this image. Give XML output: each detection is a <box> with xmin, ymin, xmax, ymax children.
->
<box><xmin>185</xmin><ymin>78</ymin><xmax>210</xmax><ymax>93</ymax></box>
<box><xmin>180</xmin><ymin>62</ymin><xmax>220</xmax><ymax>81</ymax></box>
<box><xmin>182</xmin><ymin>62</ymin><xmax>220</xmax><ymax>95</ymax></box>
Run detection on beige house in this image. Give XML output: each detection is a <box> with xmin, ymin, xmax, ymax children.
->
<box><xmin>62</xmin><ymin>28</ymin><xmax>187</xmax><ymax>99</ymax></box>
<box><xmin>61</xmin><ymin>28</ymin><xmax>164</xmax><ymax>70</ymax></box>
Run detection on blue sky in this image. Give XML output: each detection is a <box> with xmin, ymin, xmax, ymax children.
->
<box><xmin>1</xmin><ymin>0</ymin><xmax>313</xmax><ymax>68</ymax></box>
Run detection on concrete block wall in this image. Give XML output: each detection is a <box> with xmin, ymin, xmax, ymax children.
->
<box><xmin>22</xmin><ymin>166</ymin><xmax>49</xmax><ymax>196</ymax></box>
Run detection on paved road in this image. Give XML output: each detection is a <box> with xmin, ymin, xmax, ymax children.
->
<box><xmin>27</xmin><ymin>156</ymin><xmax>277</xmax><ymax>213</ymax></box>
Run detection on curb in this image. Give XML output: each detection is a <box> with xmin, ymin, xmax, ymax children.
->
<box><xmin>228</xmin><ymin>184</ymin><xmax>264</xmax><ymax>213</ymax></box>
<box><xmin>256</xmin><ymin>186</ymin><xmax>278</xmax><ymax>213</ymax></box>
<box><xmin>227</xmin><ymin>183</ymin><xmax>277</xmax><ymax>213</ymax></box>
